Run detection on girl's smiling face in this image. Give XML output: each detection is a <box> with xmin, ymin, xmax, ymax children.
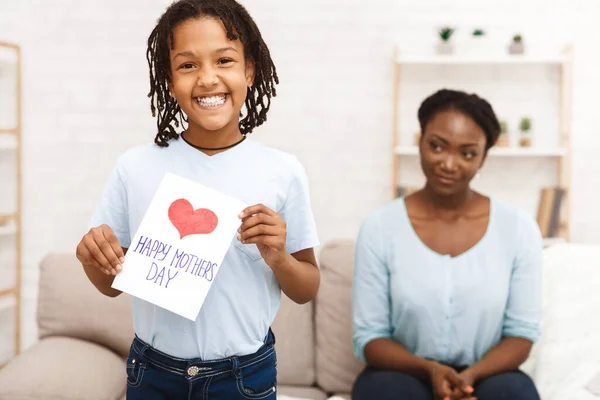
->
<box><xmin>169</xmin><ymin>17</ymin><xmax>254</xmax><ymax>136</ymax></box>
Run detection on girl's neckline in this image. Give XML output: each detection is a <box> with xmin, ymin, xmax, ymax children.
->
<box><xmin>181</xmin><ymin>132</ymin><xmax>246</xmax><ymax>152</ymax></box>
<box><xmin>400</xmin><ymin>196</ymin><xmax>494</xmax><ymax>260</ymax></box>
<box><xmin>176</xmin><ymin>133</ymin><xmax>250</xmax><ymax>159</ymax></box>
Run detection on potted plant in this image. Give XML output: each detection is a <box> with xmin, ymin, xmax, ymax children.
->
<box><xmin>497</xmin><ymin>120</ymin><xmax>509</xmax><ymax>147</ymax></box>
<box><xmin>473</xmin><ymin>29</ymin><xmax>485</xmax><ymax>37</ymax></box>
<box><xmin>472</xmin><ymin>29</ymin><xmax>487</xmax><ymax>46</ymax></box>
<box><xmin>509</xmin><ymin>34</ymin><xmax>524</xmax><ymax>55</ymax></box>
<box><xmin>436</xmin><ymin>27</ymin><xmax>455</xmax><ymax>55</ymax></box>
<box><xmin>519</xmin><ymin>117</ymin><xmax>532</xmax><ymax>147</ymax></box>
<box><xmin>462</xmin><ymin>28</ymin><xmax>491</xmax><ymax>55</ymax></box>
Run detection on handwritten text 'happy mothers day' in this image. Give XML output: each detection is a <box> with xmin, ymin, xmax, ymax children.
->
<box><xmin>132</xmin><ymin>235</ymin><xmax>217</xmax><ymax>289</ymax></box>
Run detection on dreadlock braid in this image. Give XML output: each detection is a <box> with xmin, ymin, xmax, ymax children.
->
<box><xmin>146</xmin><ymin>0</ymin><xmax>279</xmax><ymax>147</ymax></box>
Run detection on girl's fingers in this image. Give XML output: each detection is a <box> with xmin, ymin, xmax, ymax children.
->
<box><xmin>238</xmin><ymin>225</ymin><xmax>280</xmax><ymax>242</ymax></box>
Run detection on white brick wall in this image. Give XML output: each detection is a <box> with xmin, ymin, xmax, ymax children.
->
<box><xmin>1</xmin><ymin>0</ymin><xmax>599</xmax><ymax>351</ymax></box>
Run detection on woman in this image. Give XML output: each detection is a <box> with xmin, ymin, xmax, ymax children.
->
<box><xmin>351</xmin><ymin>89</ymin><xmax>542</xmax><ymax>400</ymax></box>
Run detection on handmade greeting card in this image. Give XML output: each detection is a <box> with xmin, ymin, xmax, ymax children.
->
<box><xmin>112</xmin><ymin>173</ymin><xmax>247</xmax><ymax>320</ymax></box>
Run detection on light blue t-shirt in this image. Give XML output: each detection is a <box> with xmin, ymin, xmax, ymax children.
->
<box><xmin>352</xmin><ymin>197</ymin><xmax>542</xmax><ymax>367</ymax></box>
<box><xmin>90</xmin><ymin>137</ymin><xmax>319</xmax><ymax>359</ymax></box>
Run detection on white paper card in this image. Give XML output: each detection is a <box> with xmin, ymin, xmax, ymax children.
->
<box><xmin>112</xmin><ymin>172</ymin><xmax>247</xmax><ymax>320</ymax></box>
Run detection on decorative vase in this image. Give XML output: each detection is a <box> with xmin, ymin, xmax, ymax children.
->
<box><xmin>459</xmin><ymin>35</ymin><xmax>493</xmax><ymax>56</ymax></box>
<box><xmin>519</xmin><ymin>133</ymin><xmax>532</xmax><ymax>147</ymax></box>
<box><xmin>436</xmin><ymin>41</ymin><xmax>453</xmax><ymax>55</ymax></box>
<box><xmin>497</xmin><ymin>133</ymin><xmax>510</xmax><ymax>147</ymax></box>
<box><xmin>509</xmin><ymin>41</ymin><xmax>524</xmax><ymax>55</ymax></box>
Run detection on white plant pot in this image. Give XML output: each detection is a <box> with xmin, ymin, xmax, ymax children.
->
<box><xmin>509</xmin><ymin>42</ymin><xmax>525</xmax><ymax>55</ymax></box>
<box><xmin>460</xmin><ymin>36</ymin><xmax>493</xmax><ymax>56</ymax></box>
<box><xmin>436</xmin><ymin>41</ymin><xmax>454</xmax><ymax>55</ymax></box>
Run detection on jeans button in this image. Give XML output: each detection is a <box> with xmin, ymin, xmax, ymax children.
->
<box><xmin>187</xmin><ymin>366</ymin><xmax>200</xmax><ymax>377</ymax></box>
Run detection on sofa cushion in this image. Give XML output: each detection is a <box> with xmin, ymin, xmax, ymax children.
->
<box><xmin>532</xmin><ymin>244</ymin><xmax>600</xmax><ymax>399</ymax></box>
<box><xmin>315</xmin><ymin>240</ymin><xmax>364</xmax><ymax>393</ymax></box>
<box><xmin>0</xmin><ymin>336</ymin><xmax>126</xmax><ymax>400</ymax></box>
<box><xmin>272</xmin><ymin>293</ymin><xmax>315</xmax><ymax>386</ymax></box>
<box><xmin>586</xmin><ymin>369</ymin><xmax>600</xmax><ymax>396</ymax></box>
<box><xmin>278</xmin><ymin>386</ymin><xmax>327</xmax><ymax>400</ymax></box>
<box><xmin>37</xmin><ymin>253</ymin><xmax>134</xmax><ymax>358</ymax></box>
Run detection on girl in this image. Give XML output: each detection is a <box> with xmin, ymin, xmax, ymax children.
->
<box><xmin>75</xmin><ymin>1</ymin><xmax>320</xmax><ymax>399</ymax></box>
<box><xmin>352</xmin><ymin>89</ymin><xmax>542</xmax><ymax>400</ymax></box>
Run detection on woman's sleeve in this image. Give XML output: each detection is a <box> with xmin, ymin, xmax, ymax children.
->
<box><xmin>352</xmin><ymin>214</ymin><xmax>392</xmax><ymax>362</ymax></box>
<box><xmin>502</xmin><ymin>210</ymin><xmax>543</xmax><ymax>342</ymax></box>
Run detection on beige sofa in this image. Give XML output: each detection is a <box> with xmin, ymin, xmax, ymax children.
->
<box><xmin>0</xmin><ymin>240</ymin><xmax>362</xmax><ymax>400</ymax></box>
<box><xmin>3</xmin><ymin>241</ymin><xmax>600</xmax><ymax>400</ymax></box>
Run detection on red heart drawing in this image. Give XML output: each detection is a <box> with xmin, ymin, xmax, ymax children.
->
<box><xmin>168</xmin><ymin>199</ymin><xmax>218</xmax><ymax>239</ymax></box>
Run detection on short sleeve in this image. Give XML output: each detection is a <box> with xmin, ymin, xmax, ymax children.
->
<box><xmin>89</xmin><ymin>162</ymin><xmax>131</xmax><ymax>248</ymax></box>
<box><xmin>502</xmin><ymin>210</ymin><xmax>543</xmax><ymax>342</ymax></box>
<box><xmin>279</xmin><ymin>157</ymin><xmax>319</xmax><ymax>254</ymax></box>
<box><xmin>352</xmin><ymin>214</ymin><xmax>392</xmax><ymax>362</ymax></box>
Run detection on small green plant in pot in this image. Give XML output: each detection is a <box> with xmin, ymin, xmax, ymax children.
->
<box><xmin>497</xmin><ymin>120</ymin><xmax>509</xmax><ymax>147</ymax></box>
<box><xmin>436</xmin><ymin>26</ymin><xmax>455</xmax><ymax>55</ymax></box>
<box><xmin>509</xmin><ymin>34</ymin><xmax>524</xmax><ymax>55</ymax></box>
<box><xmin>466</xmin><ymin>28</ymin><xmax>491</xmax><ymax>55</ymax></box>
<box><xmin>519</xmin><ymin>117</ymin><xmax>532</xmax><ymax>147</ymax></box>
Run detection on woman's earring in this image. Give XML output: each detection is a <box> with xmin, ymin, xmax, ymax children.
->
<box><xmin>475</xmin><ymin>170</ymin><xmax>481</xmax><ymax>179</ymax></box>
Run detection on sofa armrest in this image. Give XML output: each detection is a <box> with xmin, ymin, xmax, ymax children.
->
<box><xmin>0</xmin><ymin>337</ymin><xmax>126</xmax><ymax>400</ymax></box>
<box><xmin>37</xmin><ymin>253</ymin><xmax>134</xmax><ymax>358</ymax></box>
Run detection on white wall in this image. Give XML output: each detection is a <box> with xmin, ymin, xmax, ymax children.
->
<box><xmin>0</xmin><ymin>0</ymin><xmax>599</xmax><ymax>351</ymax></box>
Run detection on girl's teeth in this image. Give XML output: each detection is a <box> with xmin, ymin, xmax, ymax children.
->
<box><xmin>197</xmin><ymin>95</ymin><xmax>226</xmax><ymax>107</ymax></box>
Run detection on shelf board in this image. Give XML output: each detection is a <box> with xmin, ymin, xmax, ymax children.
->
<box><xmin>0</xmin><ymin>214</ymin><xmax>15</xmax><ymax>225</ymax></box>
<box><xmin>395</xmin><ymin>54</ymin><xmax>567</xmax><ymax>65</ymax></box>
<box><xmin>394</xmin><ymin>146</ymin><xmax>567</xmax><ymax>157</ymax></box>
<box><xmin>0</xmin><ymin>288</ymin><xmax>15</xmax><ymax>297</ymax></box>
<box><xmin>0</xmin><ymin>128</ymin><xmax>18</xmax><ymax>134</ymax></box>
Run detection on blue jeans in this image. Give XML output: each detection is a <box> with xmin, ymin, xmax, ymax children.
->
<box><xmin>352</xmin><ymin>366</ymin><xmax>540</xmax><ymax>400</ymax></box>
<box><xmin>126</xmin><ymin>330</ymin><xmax>277</xmax><ymax>400</ymax></box>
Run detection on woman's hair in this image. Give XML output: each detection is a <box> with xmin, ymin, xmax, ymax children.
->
<box><xmin>417</xmin><ymin>89</ymin><xmax>501</xmax><ymax>151</ymax></box>
<box><xmin>147</xmin><ymin>0</ymin><xmax>279</xmax><ymax>146</ymax></box>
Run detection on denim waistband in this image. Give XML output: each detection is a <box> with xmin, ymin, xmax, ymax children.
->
<box><xmin>131</xmin><ymin>329</ymin><xmax>275</xmax><ymax>378</ymax></box>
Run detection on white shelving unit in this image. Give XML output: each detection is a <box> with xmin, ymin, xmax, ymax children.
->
<box><xmin>0</xmin><ymin>40</ymin><xmax>22</xmax><ymax>368</ymax></box>
<box><xmin>391</xmin><ymin>46</ymin><xmax>573</xmax><ymax>240</ymax></box>
<box><xmin>394</xmin><ymin>54</ymin><xmax>567</xmax><ymax>65</ymax></box>
<box><xmin>394</xmin><ymin>146</ymin><xmax>568</xmax><ymax>157</ymax></box>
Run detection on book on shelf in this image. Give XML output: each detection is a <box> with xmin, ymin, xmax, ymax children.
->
<box><xmin>536</xmin><ymin>187</ymin><xmax>566</xmax><ymax>238</ymax></box>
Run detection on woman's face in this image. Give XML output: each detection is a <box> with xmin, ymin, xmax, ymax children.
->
<box><xmin>419</xmin><ymin>109</ymin><xmax>487</xmax><ymax>196</ymax></box>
